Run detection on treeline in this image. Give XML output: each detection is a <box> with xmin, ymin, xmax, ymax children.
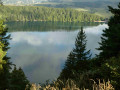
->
<box><xmin>0</xmin><ymin>6</ymin><xmax>104</xmax><ymax>22</ymax></box>
<box><xmin>58</xmin><ymin>2</ymin><xmax>120</xmax><ymax>90</ymax></box>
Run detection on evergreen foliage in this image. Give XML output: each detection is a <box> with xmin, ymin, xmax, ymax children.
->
<box><xmin>0</xmin><ymin>6</ymin><xmax>104</xmax><ymax>22</ymax></box>
<box><xmin>10</xmin><ymin>67</ymin><xmax>30</xmax><ymax>90</ymax></box>
<box><xmin>0</xmin><ymin>1</ymin><xmax>120</xmax><ymax>90</ymax></box>
<box><xmin>59</xmin><ymin>27</ymin><xmax>91</xmax><ymax>82</ymax></box>
<box><xmin>60</xmin><ymin>51</ymin><xmax>76</xmax><ymax>79</ymax></box>
<box><xmin>97</xmin><ymin>3</ymin><xmax>120</xmax><ymax>60</ymax></box>
<box><xmin>0</xmin><ymin>21</ymin><xmax>11</xmax><ymax>89</ymax></box>
<box><xmin>59</xmin><ymin>3</ymin><xmax>120</xmax><ymax>89</ymax></box>
<box><xmin>73</xmin><ymin>27</ymin><xmax>91</xmax><ymax>72</ymax></box>
<box><xmin>0</xmin><ymin>41</ymin><xmax>6</xmax><ymax>70</ymax></box>
<box><xmin>100</xmin><ymin>56</ymin><xmax>120</xmax><ymax>89</ymax></box>
<box><xmin>0</xmin><ymin>21</ymin><xmax>30</xmax><ymax>89</ymax></box>
<box><xmin>93</xmin><ymin>3</ymin><xmax>120</xmax><ymax>89</ymax></box>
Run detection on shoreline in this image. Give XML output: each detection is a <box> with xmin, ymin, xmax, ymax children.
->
<box><xmin>5</xmin><ymin>20</ymin><xmax>106</xmax><ymax>23</ymax></box>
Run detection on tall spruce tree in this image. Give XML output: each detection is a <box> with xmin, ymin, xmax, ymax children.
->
<box><xmin>97</xmin><ymin>3</ymin><xmax>120</xmax><ymax>89</ymax></box>
<box><xmin>97</xmin><ymin>3</ymin><xmax>120</xmax><ymax>60</ymax></box>
<box><xmin>59</xmin><ymin>27</ymin><xmax>91</xmax><ymax>80</ymax></box>
<box><xmin>0</xmin><ymin>21</ymin><xmax>11</xmax><ymax>89</ymax></box>
<box><xmin>73</xmin><ymin>27</ymin><xmax>91</xmax><ymax>73</ymax></box>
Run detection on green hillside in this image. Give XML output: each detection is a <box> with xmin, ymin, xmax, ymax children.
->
<box><xmin>0</xmin><ymin>6</ymin><xmax>105</xmax><ymax>22</ymax></box>
<box><xmin>33</xmin><ymin>1</ymin><xmax>119</xmax><ymax>18</ymax></box>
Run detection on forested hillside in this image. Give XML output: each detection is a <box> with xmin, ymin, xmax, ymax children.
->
<box><xmin>33</xmin><ymin>1</ymin><xmax>119</xmax><ymax>18</ymax></box>
<box><xmin>3</xmin><ymin>0</ymin><xmax>119</xmax><ymax>18</ymax></box>
<box><xmin>0</xmin><ymin>6</ymin><xmax>104</xmax><ymax>22</ymax></box>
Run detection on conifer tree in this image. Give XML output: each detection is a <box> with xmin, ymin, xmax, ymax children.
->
<box><xmin>97</xmin><ymin>3</ymin><xmax>120</xmax><ymax>89</ymax></box>
<box><xmin>0</xmin><ymin>21</ymin><xmax>29</xmax><ymax>89</ymax></box>
<box><xmin>97</xmin><ymin>3</ymin><xmax>120</xmax><ymax>60</ymax></box>
<box><xmin>73</xmin><ymin>27</ymin><xmax>91</xmax><ymax>73</ymax></box>
<box><xmin>10</xmin><ymin>67</ymin><xmax>30</xmax><ymax>90</ymax></box>
<box><xmin>59</xmin><ymin>51</ymin><xmax>76</xmax><ymax>79</ymax></box>
<box><xmin>60</xmin><ymin>27</ymin><xmax>91</xmax><ymax>80</ymax></box>
<box><xmin>0</xmin><ymin>21</ymin><xmax>11</xmax><ymax>89</ymax></box>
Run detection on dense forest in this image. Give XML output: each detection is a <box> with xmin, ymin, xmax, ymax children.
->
<box><xmin>0</xmin><ymin>6</ymin><xmax>104</xmax><ymax>22</ymax></box>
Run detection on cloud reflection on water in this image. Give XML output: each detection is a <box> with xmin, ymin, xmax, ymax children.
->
<box><xmin>8</xmin><ymin>24</ymin><xmax>108</xmax><ymax>83</ymax></box>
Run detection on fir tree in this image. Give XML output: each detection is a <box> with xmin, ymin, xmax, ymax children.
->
<box><xmin>73</xmin><ymin>27</ymin><xmax>91</xmax><ymax>73</ymax></box>
<box><xmin>97</xmin><ymin>3</ymin><xmax>120</xmax><ymax>89</ymax></box>
<box><xmin>0</xmin><ymin>21</ymin><xmax>11</xmax><ymax>89</ymax></box>
<box><xmin>59</xmin><ymin>27</ymin><xmax>91</xmax><ymax>80</ymax></box>
<box><xmin>0</xmin><ymin>21</ymin><xmax>29</xmax><ymax>89</ymax></box>
<box><xmin>10</xmin><ymin>67</ymin><xmax>30</xmax><ymax>90</ymax></box>
<box><xmin>97</xmin><ymin>3</ymin><xmax>120</xmax><ymax>60</ymax></box>
<box><xmin>59</xmin><ymin>51</ymin><xmax>76</xmax><ymax>79</ymax></box>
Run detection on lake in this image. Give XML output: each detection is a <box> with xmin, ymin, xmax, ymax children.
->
<box><xmin>6</xmin><ymin>21</ymin><xmax>108</xmax><ymax>83</ymax></box>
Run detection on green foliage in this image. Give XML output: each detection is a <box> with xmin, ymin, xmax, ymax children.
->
<box><xmin>0</xmin><ymin>42</ymin><xmax>6</xmax><ymax>70</ymax></box>
<box><xmin>0</xmin><ymin>37</ymin><xmax>6</xmax><ymax>69</ymax></box>
<box><xmin>33</xmin><ymin>1</ymin><xmax>118</xmax><ymax>18</ymax></box>
<box><xmin>72</xmin><ymin>27</ymin><xmax>91</xmax><ymax>73</ymax></box>
<box><xmin>60</xmin><ymin>51</ymin><xmax>76</xmax><ymax>79</ymax></box>
<box><xmin>97</xmin><ymin>3</ymin><xmax>120</xmax><ymax>60</ymax></box>
<box><xmin>59</xmin><ymin>2</ymin><xmax>120</xmax><ymax>89</ymax></box>
<box><xmin>0</xmin><ymin>1</ymin><xmax>119</xmax><ymax>90</ymax></box>
<box><xmin>0</xmin><ymin>20</ymin><xmax>11</xmax><ymax>89</ymax></box>
<box><xmin>0</xmin><ymin>6</ymin><xmax>104</xmax><ymax>22</ymax></box>
<box><xmin>59</xmin><ymin>27</ymin><xmax>92</xmax><ymax>88</ymax></box>
<box><xmin>95</xmin><ymin>3</ymin><xmax>120</xmax><ymax>89</ymax></box>
<box><xmin>10</xmin><ymin>67</ymin><xmax>30</xmax><ymax>90</ymax></box>
<box><xmin>0</xmin><ymin>21</ymin><xmax>30</xmax><ymax>89</ymax></box>
<box><xmin>100</xmin><ymin>56</ymin><xmax>120</xmax><ymax>89</ymax></box>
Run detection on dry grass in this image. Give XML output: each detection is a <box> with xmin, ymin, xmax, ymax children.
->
<box><xmin>91</xmin><ymin>79</ymin><xmax>115</xmax><ymax>90</ymax></box>
<box><xmin>26</xmin><ymin>79</ymin><xmax>115</xmax><ymax>90</ymax></box>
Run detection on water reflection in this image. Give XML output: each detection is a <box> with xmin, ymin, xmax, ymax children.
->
<box><xmin>6</xmin><ymin>21</ymin><xmax>104</xmax><ymax>32</ymax></box>
<box><xmin>7</xmin><ymin>22</ymin><xmax>108</xmax><ymax>83</ymax></box>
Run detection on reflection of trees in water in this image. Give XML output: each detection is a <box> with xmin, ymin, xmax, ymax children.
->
<box><xmin>6</xmin><ymin>21</ymin><xmax>103</xmax><ymax>32</ymax></box>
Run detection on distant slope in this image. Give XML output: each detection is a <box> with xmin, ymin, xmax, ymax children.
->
<box><xmin>33</xmin><ymin>1</ymin><xmax>119</xmax><ymax>18</ymax></box>
<box><xmin>3</xmin><ymin>0</ymin><xmax>119</xmax><ymax>5</ymax></box>
<box><xmin>2</xmin><ymin>0</ymin><xmax>119</xmax><ymax>18</ymax></box>
<box><xmin>0</xmin><ymin>6</ymin><xmax>104</xmax><ymax>22</ymax></box>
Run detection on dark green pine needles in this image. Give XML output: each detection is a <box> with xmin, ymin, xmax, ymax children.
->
<box><xmin>59</xmin><ymin>27</ymin><xmax>91</xmax><ymax>80</ymax></box>
<box><xmin>97</xmin><ymin>3</ymin><xmax>120</xmax><ymax>60</ymax></box>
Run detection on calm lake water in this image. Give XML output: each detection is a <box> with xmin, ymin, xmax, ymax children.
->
<box><xmin>6</xmin><ymin>21</ymin><xmax>108</xmax><ymax>83</ymax></box>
